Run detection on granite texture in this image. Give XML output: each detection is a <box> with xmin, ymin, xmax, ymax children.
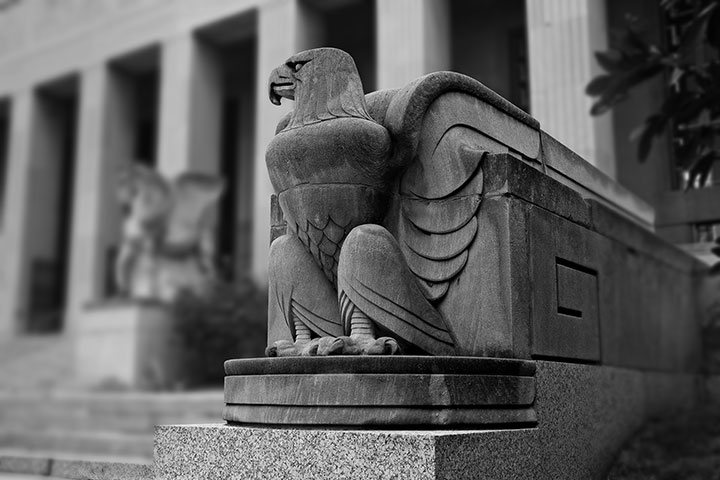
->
<box><xmin>155</xmin><ymin>425</ymin><xmax>440</xmax><ymax>480</ymax></box>
<box><xmin>155</xmin><ymin>361</ymin><xmax>699</xmax><ymax>479</ymax></box>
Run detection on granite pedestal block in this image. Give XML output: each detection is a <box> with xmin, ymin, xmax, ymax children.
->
<box><xmin>155</xmin><ymin>424</ymin><xmax>536</xmax><ymax>480</ymax></box>
<box><xmin>75</xmin><ymin>301</ymin><xmax>181</xmax><ymax>389</ymax></box>
<box><xmin>155</xmin><ymin>361</ymin><xmax>698</xmax><ymax>480</ymax></box>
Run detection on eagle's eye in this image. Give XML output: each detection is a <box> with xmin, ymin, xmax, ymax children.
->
<box><xmin>291</xmin><ymin>60</ymin><xmax>309</xmax><ymax>72</ymax></box>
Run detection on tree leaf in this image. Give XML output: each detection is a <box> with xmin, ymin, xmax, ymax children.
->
<box><xmin>669</xmin><ymin>67</ymin><xmax>684</xmax><ymax>88</ymax></box>
<box><xmin>586</xmin><ymin>74</ymin><xmax>614</xmax><ymax>96</ymax></box>
<box><xmin>630</xmin><ymin>122</ymin><xmax>649</xmax><ymax>142</ymax></box>
<box><xmin>595</xmin><ymin>50</ymin><xmax>624</xmax><ymax>72</ymax></box>
<box><xmin>637</xmin><ymin>123</ymin><xmax>656</xmax><ymax>162</ymax></box>
<box><xmin>586</xmin><ymin>0</ymin><xmax>720</xmax><ymax>188</ymax></box>
<box><xmin>590</xmin><ymin>101</ymin><xmax>612</xmax><ymax>116</ymax></box>
<box><xmin>708</xmin><ymin>7</ymin><xmax>720</xmax><ymax>52</ymax></box>
<box><xmin>678</xmin><ymin>3</ymin><xmax>717</xmax><ymax>59</ymax></box>
<box><xmin>686</xmin><ymin>151</ymin><xmax>716</xmax><ymax>190</ymax></box>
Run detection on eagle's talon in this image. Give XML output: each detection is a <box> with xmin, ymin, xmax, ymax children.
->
<box><xmin>316</xmin><ymin>337</ymin><xmax>346</xmax><ymax>356</ymax></box>
<box><xmin>267</xmin><ymin>339</ymin><xmax>315</xmax><ymax>357</ymax></box>
<box><xmin>300</xmin><ymin>338</ymin><xmax>321</xmax><ymax>356</ymax></box>
<box><xmin>332</xmin><ymin>335</ymin><xmax>401</xmax><ymax>355</ymax></box>
<box><xmin>370</xmin><ymin>337</ymin><xmax>400</xmax><ymax>355</ymax></box>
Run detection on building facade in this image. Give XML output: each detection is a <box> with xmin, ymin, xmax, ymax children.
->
<box><xmin>0</xmin><ymin>0</ymin><xmax>709</xmax><ymax>340</ymax></box>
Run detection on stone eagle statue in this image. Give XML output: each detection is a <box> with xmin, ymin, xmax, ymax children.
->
<box><xmin>266</xmin><ymin>47</ymin><xmax>488</xmax><ymax>357</ymax></box>
<box><xmin>115</xmin><ymin>165</ymin><xmax>224</xmax><ymax>303</ymax></box>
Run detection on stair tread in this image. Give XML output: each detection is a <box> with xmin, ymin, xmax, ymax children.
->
<box><xmin>0</xmin><ymin>449</ymin><xmax>153</xmax><ymax>479</ymax></box>
<box><xmin>0</xmin><ymin>448</ymin><xmax>152</xmax><ymax>465</ymax></box>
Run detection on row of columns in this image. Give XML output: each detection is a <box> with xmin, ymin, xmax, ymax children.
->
<box><xmin>0</xmin><ymin>0</ymin><xmax>613</xmax><ymax>337</ymax></box>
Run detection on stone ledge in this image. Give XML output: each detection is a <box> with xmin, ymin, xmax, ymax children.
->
<box><xmin>539</xmin><ymin>131</ymin><xmax>655</xmax><ymax>228</ymax></box>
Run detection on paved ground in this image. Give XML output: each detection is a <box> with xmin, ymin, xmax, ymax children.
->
<box><xmin>0</xmin><ymin>476</ymin><xmax>66</xmax><ymax>479</ymax></box>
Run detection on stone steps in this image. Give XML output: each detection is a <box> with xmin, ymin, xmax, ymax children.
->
<box><xmin>0</xmin><ymin>429</ymin><xmax>153</xmax><ymax>459</ymax></box>
<box><xmin>0</xmin><ymin>390</ymin><xmax>223</xmax><ymax>478</ymax></box>
<box><xmin>0</xmin><ymin>391</ymin><xmax>222</xmax><ymax>435</ymax></box>
<box><xmin>0</xmin><ymin>335</ymin><xmax>74</xmax><ymax>392</ymax></box>
<box><xmin>0</xmin><ymin>335</ymin><xmax>224</xmax><ymax>478</ymax></box>
<box><xmin>0</xmin><ymin>449</ymin><xmax>152</xmax><ymax>480</ymax></box>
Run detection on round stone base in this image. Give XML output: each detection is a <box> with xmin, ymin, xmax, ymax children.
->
<box><xmin>223</xmin><ymin>356</ymin><xmax>536</xmax><ymax>428</ymax></box>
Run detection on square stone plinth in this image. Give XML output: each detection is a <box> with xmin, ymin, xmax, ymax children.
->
<box><xmin>154</xmin><ymin>423</ymin><xmax>538</xmax><ymax>480</ymax></box>
<box><xmin>154</xmin><ymin>362</ymin><xmax>700</xmax><ymax>479</ymax></box>
<box><xmin>75</xmin><ymin>300</ymin><xmax>181</xmax><ymax>389</ymax></box>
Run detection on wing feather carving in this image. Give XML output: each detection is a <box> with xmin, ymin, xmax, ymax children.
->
<box><xmin>391</xmin><ymin>127</ymin><xmax>486</xmax><ymax>303</ymax></box>
<box><xmin>402</xmin><ymin>195</ymin><xmax>481</xmax><ymax>234</ymax></box>
<box><xmin>403</xmin><ymin>216</ymin><xmax>477</xmax><ymax>261</ymax></box>
<box><xmin>403</xmin><ymin>248</ymin><xmax>469</xmax><ymax>284</ymax></box>
<box><xmin>402</xmin><ymin>141</ymin><xmax>484</xmax><ymax>200</ymax></box>
<box><xmin>373</xmin><ymin>73</ymin><xmax>526</xmax><ymax>305</ymax></box>
<box><xmin>417</xmin><ymin>281</ymin><xmax>450</xmax><ymax>302</ymax></box>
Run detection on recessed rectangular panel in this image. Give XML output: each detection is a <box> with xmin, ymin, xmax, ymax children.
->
<box><xmin>530</xmin><ymin>208</ymin><xmax>601</xmax><ymax>362</ymax></box>
<box><xmin>556</xmin><ymin>261</ymin><xmax>598</xmax><ymax>318</ymax></box>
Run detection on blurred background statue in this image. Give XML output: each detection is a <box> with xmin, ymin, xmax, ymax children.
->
<box><xmin>115</xmin><ymin>164</ymin><xmax>224</xmax><ymax>303</ymax></box>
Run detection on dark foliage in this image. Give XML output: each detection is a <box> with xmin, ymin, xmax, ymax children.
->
<box><xmin>587</xmin><ymin>0</ymin><xmax>720</xmax><ymax>189</ymax></box>
<box><xmin>170</xmin><ymin>278</ymin><xmax>267</xmax><ymax>388</ymax></box>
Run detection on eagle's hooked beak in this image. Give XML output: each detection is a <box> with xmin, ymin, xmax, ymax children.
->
<box><xmin>269</xmin><ymin>64</ymin><xmax>295</xmax><ymax>106</ymax></box>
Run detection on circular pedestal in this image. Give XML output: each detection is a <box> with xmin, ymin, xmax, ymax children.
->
<box><xmin>223</xmin><ymin>356</ymin><xmax>536</xmax><ymax>428</ymax></box>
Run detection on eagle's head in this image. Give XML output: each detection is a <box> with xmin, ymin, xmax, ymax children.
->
<box><xmin>268</xmin><ymin>47</ymin><xmax>372</xmax><ymax>130</ymax></box>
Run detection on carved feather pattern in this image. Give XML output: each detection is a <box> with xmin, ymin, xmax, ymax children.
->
<box><xmin>293</xmin><ymin>216</ymin><xmax>351</xmax><ymax>286</ymax></box>
<box><xmin>370</xmin><ymin>72</ymin><xmax>534</xmax><ymax>307</ymax></box>
<box><xmin>394</xmin><ymin>135</ymin><xmax>485</xmax><ymax>303</ymax></box>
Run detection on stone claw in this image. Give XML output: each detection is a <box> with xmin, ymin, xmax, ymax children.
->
<box><xmin>266</xmin><ymin>338</ymin><xmax>323</xmax><ymax>357</ymax></box>
<box><xmin>366</xmin><ymin>336</ymin><xmax>400</xmax><ymax>355</ymax></box>
<box><xmin>265</xmin><ymin>340</ymin><xmax>301</xmax><ymax>357</ymax></box>
<box><xmin>315</xmin><ymin>336</ymin><xmax>346</xmax><ymax>356</ymax></box>
<box><xmin>266</xmin><ymin>336</ymin><xmax>400</xmax><ymax>357</ymax></box>
<box><xmin>331</xmin><ymin>335</ymin><xmax>401</xmax><ymax>355</ymax></box>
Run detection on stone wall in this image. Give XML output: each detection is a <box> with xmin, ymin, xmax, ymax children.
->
<box><xmin>0</xmin><ymin>0</ymin><xmax>162</xmax><ymax>61</ymax></box>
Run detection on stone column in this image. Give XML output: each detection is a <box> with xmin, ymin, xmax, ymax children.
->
<box><xmin>157</xmin><ymin>34</ymin><xmax>222</xmax><ymax>177</ymax></box>
<box><xmin>0</xmin><ymin>91</ymin><xmax>35</xmax><ymax>337</ymax></box>
<box><xmin>526</xmin><ymin>0</ymin><xmax>616</xmax><ymax>177</ymax></box>
<box><xmin>64</xmin><ymin>65</ymin><xmax>124</xmax><ymax>331</ymax></box>
<box><xmin>251</xmin><ymin>0</ymin><xmax>315</xmax><ymax>281</ymax></box>
<box><xmin>375</xmin><ymin>0</ymin><xmax>450</xmax><ymax>89</ymax></box>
